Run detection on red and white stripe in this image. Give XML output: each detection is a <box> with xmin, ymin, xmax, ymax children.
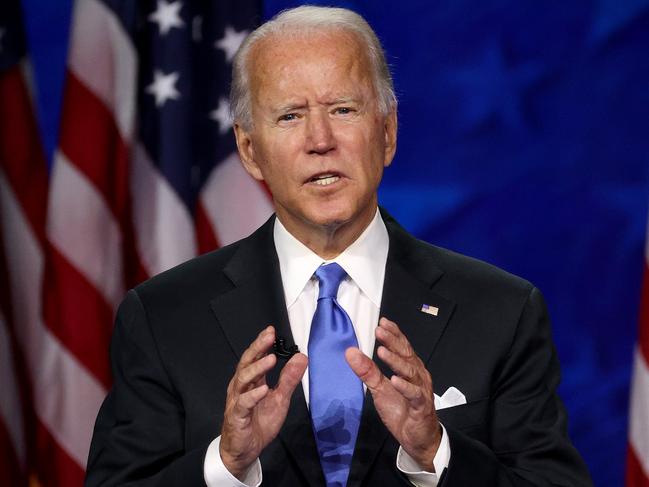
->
<box><xmin>627</xmin><ymin>222</ymin><xmax>649</xmax><ymax>486</ymax></box>
<box><xmin>0</xmin><ymin>57</ymin><xmax>48</xmax><ymax>486</ymax></box>
<box><xmin>36</xmin><ymin>0</ymin><xmax>272</xmax><ymax>483</ymax></box>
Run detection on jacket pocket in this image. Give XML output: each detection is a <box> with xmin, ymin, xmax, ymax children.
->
<box><xmin>436</xmin><ymin>397</ymin><xmax>489</xmax><ymax>431</ymax></box>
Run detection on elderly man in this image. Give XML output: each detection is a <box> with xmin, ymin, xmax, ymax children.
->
<box><xmin>86</xmin><ymin>6</ymin><xmax>592</xmax><ymax>487</ymax></box>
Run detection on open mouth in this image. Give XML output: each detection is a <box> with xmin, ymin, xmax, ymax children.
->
<box><xmin>308</xmin><ymin>173</ymin><xmax>341</xmax><ymax>186</ymax></box>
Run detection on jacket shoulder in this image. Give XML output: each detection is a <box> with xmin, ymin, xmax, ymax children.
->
<box><xmin>384</xmin><ymin>211</ymin><xmax>535</xmax><ymax>305</ymax></box>
<box><xmin>134</xmin><ymin>238</ymin><xmax>241</xmax><ymax>302</ymax></box>
<box><xmin>428</xmin><ymin>242</ymin><xmax>533</xmax><ymax>297</ymax></box>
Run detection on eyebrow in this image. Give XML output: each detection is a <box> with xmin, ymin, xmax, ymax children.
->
<box><xmin>272</xmin><ymin>97</ymin><xmax>361</xmax><ymax>114</ymax></box>
<box><xmin>325</xmin><ymin>97</ymin><xmax>358</xmax><ymax>105</ymax></box>
<box><xmin>273</xmin><ymin>102</ymin><xmax>307</xmax><ymax>113</ymax></box>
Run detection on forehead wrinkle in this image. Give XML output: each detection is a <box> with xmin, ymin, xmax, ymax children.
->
<box><xmin>249</xmin><ymin>29</ymin><xmax>377</xmax><ymax>115</ymax></box>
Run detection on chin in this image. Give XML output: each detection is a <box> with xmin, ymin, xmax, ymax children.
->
<box><xmin>307</xmin><ymin>212</ymin><xmax>349</xmax><ymax>230</ymax></box>
<box><xmin>304</xmin><ymin>202</ymin><xmax>367</xmax><ymax>230</ymax></box>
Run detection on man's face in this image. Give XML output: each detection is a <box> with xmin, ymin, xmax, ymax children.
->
<box><xmin>234</xmin><ymin>30</ymin><xmax>397</xmax><ymax>240</ymax></box>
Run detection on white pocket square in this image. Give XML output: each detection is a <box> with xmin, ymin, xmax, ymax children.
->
<box><xmin>434</xmin><ymin>386</ymin><xmax>467</xmax><ymax>410</ymax></box>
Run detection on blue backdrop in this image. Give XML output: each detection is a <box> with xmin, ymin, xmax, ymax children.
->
<box><xmin>20</xmin><ymin>0</ymin><xmax>649</xmax><ymax>485</ymax></box>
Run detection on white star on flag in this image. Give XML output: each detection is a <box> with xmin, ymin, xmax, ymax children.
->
<box><xmin>214</xmin><ymin>26</ymin><xmax>248</xmax><ymax>62</ymax></box>
<box><xmin>149</xmin><ymin>0</ymin><xmax>185</xmax><ymax>36</ymax></box>
<box><xmin>146</xmin><ymin>69</ymin><xmax>181</xmax><ymax>107</ymax></box>
<box><xmin>210</xmin><ymin>98</ymin><xmax>233</xmax><ymax>134</ymax></box>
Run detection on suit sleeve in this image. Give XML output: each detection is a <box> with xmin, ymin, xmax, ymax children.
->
<box><xmin>85</xmin><ymin>289</ymin><xmax>209</xmax><ymax>487</ymax></box>
<box><xmin>439</xmin><ymin>287</ymin><xmax>593</xmax><ymax>487</ymax></box>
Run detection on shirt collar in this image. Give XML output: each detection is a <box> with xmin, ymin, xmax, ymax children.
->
<box><xmin>273</xmin><ymin>208</ymin><xmax>389</xmax><ymax>308</ymax></box>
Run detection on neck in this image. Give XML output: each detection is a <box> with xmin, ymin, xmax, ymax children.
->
<box><xmin>276</xmin><ymin>206</ymin><xmax>377</xmax><ymax>260</ymax></box>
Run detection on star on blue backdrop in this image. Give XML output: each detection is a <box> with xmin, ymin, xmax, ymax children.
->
<box><xmin>18</xmin><ymin>0</ymin><xmax>649</xmax><ymax>485</ymax></box>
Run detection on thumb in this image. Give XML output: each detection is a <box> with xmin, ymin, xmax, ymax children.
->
<box><xmin>274</xmin><ymin>352</ymin><xmax>308</xmax><ymax>399</ymax></box>
<box><xmin>345</xmin><ymin>347</ymin><xmax>383</xmax><ymax>389</ymax></box>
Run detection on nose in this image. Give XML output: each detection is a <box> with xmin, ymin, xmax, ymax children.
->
<box><xmin>305</xmin><ymin>110</ymin><xmax>335</xmax><ymax>155</ymax></box>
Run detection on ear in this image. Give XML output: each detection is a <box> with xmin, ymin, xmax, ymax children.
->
<box><xmin>234</xmin><ymin>122</ymin><xmax>264</xmax><ymax>181</ymax></box>
<box><xmin>383</xmin><ymin>107</ymin><xmax>397</xmax><ymax>168</ymax></box>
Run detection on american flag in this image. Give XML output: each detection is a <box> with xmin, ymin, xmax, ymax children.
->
<box><xmin>628</xmin><ymin>217</ymin><xmax>649</xmax><ymax>486</ymax></box>
<box><xmin>2</xmin><ymin>0</ymin><xmax>272</xmax><ymax>484</ymax></box>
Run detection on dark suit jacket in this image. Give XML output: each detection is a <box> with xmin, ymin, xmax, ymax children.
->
<box><xmin>85</xmin><ymin>211</ymin><xmax>592</xmax><ymax>486</ymax></box>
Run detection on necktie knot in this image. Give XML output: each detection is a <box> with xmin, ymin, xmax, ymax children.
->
<box><xmin>314</xmin><ymin>263</ymin><xmax>347</xmax><ymax>299</ymax></box>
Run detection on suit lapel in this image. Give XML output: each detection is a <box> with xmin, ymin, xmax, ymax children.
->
<box><xmin>379</xmin><ymin>256</ymin><xmax>455</xmax><ymax>372</ymax></box>
<box><xmin>209</xmin><ymin>216</ymin><xmax>324</xmax><ymax>486</ymax></box>
<box><xmin>210</xmin><ymin>216</ymin><xmax>293</xmax><ymax>371</ymax></box>
<box><xmin>348</xmin><ymin>211</ymin><xmax>456</xmax><ymax>485</ymax></box>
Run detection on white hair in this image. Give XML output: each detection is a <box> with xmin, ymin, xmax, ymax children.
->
<box><xmin>230</xmin><ymin>5</ymin><xmax>397</xmax><ymax>130</ymax></box>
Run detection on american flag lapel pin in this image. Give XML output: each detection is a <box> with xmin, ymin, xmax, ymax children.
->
<box><xmin>420</xmin><ymin>304</ymin><xmax>439</xmax><ymax>316</ymax></box>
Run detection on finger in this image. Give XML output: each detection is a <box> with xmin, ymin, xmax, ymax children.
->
<box><xmin>377</xmin><ymin>317</ymin><xmax>408</xmax><ymax>343</ymax></box>
<box><xmin>234</xmin><ymin>353</ymin><xmax>276</xmax><ymax>392</ymax></box>
<box><xmin>238</xmin><ymin>326</ymin><xmax>275</xmax><ymax>370</ymax></box>
<box><xmin>378</xmin><ymin>317</ymin><xmax>401</xmax><ymax>333</ymax></box>
<box><xmin>377</xmin><ymin>345</ymin><xmax>419</xmax><ymax>382</ymax></box>
<box><xmin>390</xmin><ymin>375</ymin><xmax>427</xmax><ymax>411</ymax></box>
<box><xmin>274</xmin><ymin>353</ymin><xmax>308</xmax><ymax>399</ymax></box>
<box><xmin>345</xmin><ymin>347</ymin><xmax>389</xmax><ymax>391</ymax></box>
<box><xmin>233</xmin><ymin>384</ymin><xmax>270</xmax><ymax>416</ymax></box>
<box><xmin>377</xmin><ymin>318</ymin><xmax>416</xmax><ymax>360</ymax></box>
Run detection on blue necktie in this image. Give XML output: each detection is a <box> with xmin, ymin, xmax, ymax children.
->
<box><xmin>308</xmin><ymin>263</ymin><xmax>364</xmax><ymax>487</ymax></box>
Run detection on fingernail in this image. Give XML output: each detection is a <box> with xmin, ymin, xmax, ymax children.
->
<box><xmin>345</xmin><ymin>347</ymin><xmax>359</xmax><ymax>361</ymax></box>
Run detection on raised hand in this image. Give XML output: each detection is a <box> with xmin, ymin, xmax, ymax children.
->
<box><xmin>220</xmin><ymin>326</ymin><xmax>308</xmax><ymax>479</ymax></box>
<box><xmin>345</xmin><ymin>318</ymin><xmax>441</xmax><ymax>471</ymax></box>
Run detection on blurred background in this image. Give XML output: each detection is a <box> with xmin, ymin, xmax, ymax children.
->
<box><xmin>2</xmin><ymin>0</ymin><xmax>649</xmax><ymax>485</ymax></box>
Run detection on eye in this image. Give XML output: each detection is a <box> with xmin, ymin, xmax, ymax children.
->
<box><xmin>278</xmin><ymin>113</ymin><xmax>299</xmax><ymax>122</ymax></box>
<box><xmin>334</xmin><ymin>107</ymin><xmax>354</xmax><ymax>115</ymax></box>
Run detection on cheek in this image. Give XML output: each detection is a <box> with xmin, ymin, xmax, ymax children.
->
<box><xmin>257</xmin><ymin>139</ymin><xmax>300</xmax><ymax>184</ymax></box>
<box><xmin>338</xmin><ymin>127</ymin><xmax>373</xmax><ymax>160</ymax></box>
<box><xmin>357</xmin><ymin>129</ymin><xmax>387</xmax><ymax>171</ymax></box>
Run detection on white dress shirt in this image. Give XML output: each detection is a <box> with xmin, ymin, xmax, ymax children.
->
<box><xmin>204</xmin><ymin>209</ymin><xmax>450</xmax><ymax>486</ymax></box>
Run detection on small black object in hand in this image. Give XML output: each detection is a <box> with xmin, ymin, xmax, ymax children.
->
<box><xmin>273</xmin><ymin>336</ymin><xmax>299</xmax><ymax>359</ymax></box>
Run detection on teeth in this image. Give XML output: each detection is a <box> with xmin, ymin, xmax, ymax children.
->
<box><xmin>313</xmin><ymin>176</ymin><xmax>340</xmax><ymax>186</ymax></box>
